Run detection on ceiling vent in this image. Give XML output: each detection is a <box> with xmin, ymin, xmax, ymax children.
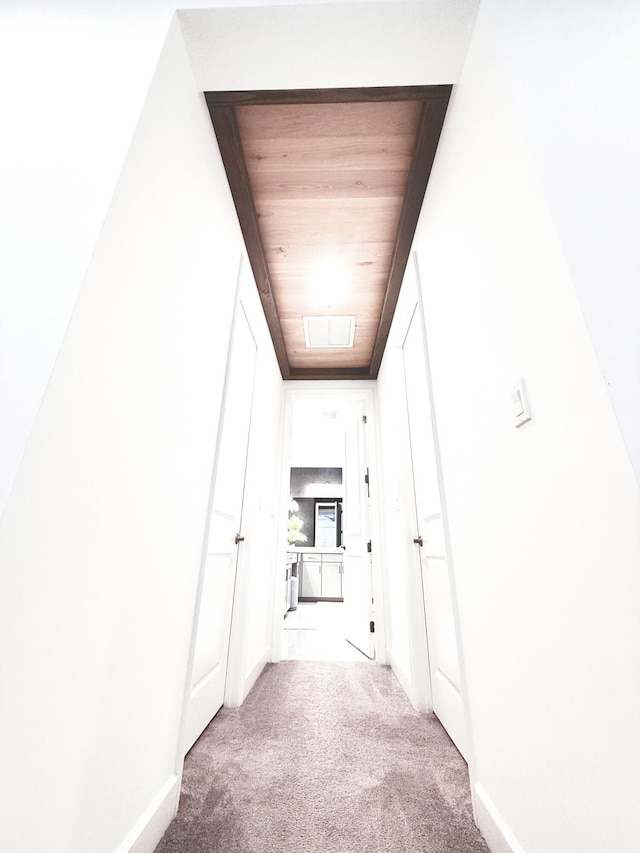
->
<box><xmin>303</xmin><ymin>316</ymin><xmax>356</xmax><ymax>349</ymax></box>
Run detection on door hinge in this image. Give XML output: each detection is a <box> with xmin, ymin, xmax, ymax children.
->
<box><xmin>364</xmin><ymin>468</ymin><xmax>370</xmax><ymax>497</ymax></box>
<box><xmin>362</xmin><ymin>414</ymin><xmax>367</xmax><ymax>424</ymax></box>
<box><xmin>369</xmin><ymin>620</ymin><xmax>375</xmax><ymax>633</ymax></box>
<box><xmin>367</xmin><ymin>540</ymin><xmax>372</xmax><ymax>553</ymax></box>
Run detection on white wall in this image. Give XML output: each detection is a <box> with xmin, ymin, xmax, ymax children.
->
<box><xmin>0</xmin><ymin>0</ymin><xmax>480</xmax><ymax>521</ymax></box>
<box><xmin>0</xmin><ymin>18</ymin><xmax>246</xmax><ymax>853</ymax></box>
<box><xmin>289</xmin><ymin>397</ymin><xmax>354</xmax><ymax>468</ymax></box>
<box><xmin>180</xmin><ymin>0</ymin><xmax>479</xmax><ymax>91</ymax></box>
<box><xmin>411</xmin><ymin>8</ymin><xmax>640</xmax><ymax>853</ymax></box>
<box><xmin>0</xmin><ymin>0</ymin><xmax>208</xmax><ymax>518</ymax></box>
<box><xmin>482</xmin><ymin>0</ymin><xmax>640</xmax><ymax>484</ymax></box>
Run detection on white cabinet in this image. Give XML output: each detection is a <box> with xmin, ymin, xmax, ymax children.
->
<box><xmin>300</xmin><ymin>556</ymin><xmax>322</xmax><ymax>598</ymax></box>
<box><xmin>299</xmin><ymin>552</ymin><xmax>343</xmax><ymax>601</ymax></box>
<box><xmin>321</xmin><ymin>559</ymin><xmax>343</xmax><ymax>598</ymax></box>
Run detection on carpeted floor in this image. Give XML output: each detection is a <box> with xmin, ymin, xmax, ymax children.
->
<box><xmin>155</xmin><ymin>662</ymin><xmax>489</xmax><ymax>852</ymax></box>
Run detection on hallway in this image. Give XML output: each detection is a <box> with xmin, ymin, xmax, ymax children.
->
<box><xmin>281</xmin><ymin>602</ymin><xmax>373</xmax><ymax>662</ymax></box>
<box><xmin>3</xmin><ymin>4</ymin><xmax>640</xmax><ymax>853</ymax></box>
<box><xmin>155</xmin><ymin>662</ymin><xmax>489</xmax><ymax>853</ymax></box>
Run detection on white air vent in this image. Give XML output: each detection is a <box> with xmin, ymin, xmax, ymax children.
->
<box><xmin>303</xmin><ymin>316</ymin><xmax>356</xmax><ymax>348</ymax></box>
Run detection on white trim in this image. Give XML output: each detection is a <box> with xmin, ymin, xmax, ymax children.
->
<box><xmin>387</xmin><ymin>647</ymin><xmax>426</xmax><ymax>712</ymax></box>
<box><xmin>361</xmin><ymin>386</ymin><xmax>387</xmax><ymax>664</ymax></box>
<box><xmin>388</xmin><ymin>273</ymin><xmax>433</xmax><ymax>716</ymax></box>
<box><xmin>244</xmin><ymin>646</ymin><xmax>269</xmax><ymax>699</ymax></box>
<box><xmin>116</xmin><ymin>774</ymin><xmax>180</xmax><ymax>853</ymax></box>
<box><xmin>226</xmin><ymin>645</ymin><xmax>269</xmax><ymax>708</ymax></box>
<box><xmin>473</xmin><ymin>784</ymin><xmax>526</xmax><ymax>853</ymax></box>
<box><xmin>191</xmin><ymin>662</ymin><xmax>220</xmax><ymax>696</ymax></box>
<box><xmin>221</xmin><ymin>296</ymin><xmax>259</xmax><ymax>712</ymax></box>
<box><xmin>411</xmin><ymin>250</ymin><xmax>475</xmax><ymax>763</ymax></box>
<box><xmin>174</xmin><ymin>253</ymin><xmax>245</xmax><ymax>770</ymax></box>
<box><xmin>270</xmin><ymin>388</ymin><xmax>296</xmax><ymax>662</ymax></box>
<box><xmin>272</xmin><ymin>381</ymin><xmax>387</xmax><ymax>663</ymax></box>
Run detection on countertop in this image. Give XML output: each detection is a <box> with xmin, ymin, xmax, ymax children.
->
<box><xmin>288</xmin><ymin>547</ymin><xmax>344</xmax><ymax>555</ymax></box>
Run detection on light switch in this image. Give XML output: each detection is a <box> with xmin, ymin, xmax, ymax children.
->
<box><xmin>512</xmin><ymin>378</ymin><xmax>532</xmax><ymax>428</ymax></box>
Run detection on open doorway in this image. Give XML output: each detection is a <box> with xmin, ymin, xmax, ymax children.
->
<box><xmin>274</xmin><ymin>386</ymin><xmax>382</xmax><ymax>663</ymax></box>
<box><xmin>284</xmin><ymin>463</ymin><xmax>353</xmax><ymax>660</ymax></box>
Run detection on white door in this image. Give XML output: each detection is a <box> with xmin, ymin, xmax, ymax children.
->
<box><xmin>403</xmin><ymin>298</ymin><xmax>469</xmax><ymax>759</ymax></box>
<box><xmin>342</xmin><ymin>409</ymin><xmax>375</xmax><ymax>659</ymax></box>
<box><xmin>184</xmin><ymin>301</ymin><xmax>257</xmax><ymax>753</ymax></box>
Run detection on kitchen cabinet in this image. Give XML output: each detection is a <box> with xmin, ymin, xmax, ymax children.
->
<box><xmin>298</xmin><ymin>551</ymin><xmax>343</xmax><ymax>601</ymax></box>
<box><xmin>321</xmin><ymin>558</ymin><xmax>343</xmax><ymax>598</ymax></box>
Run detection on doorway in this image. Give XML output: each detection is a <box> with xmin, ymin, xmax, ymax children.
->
<box><xmin>273</xmin><ymin>385</ymin><xmax>383</xmax><ymax>664</ymax></box>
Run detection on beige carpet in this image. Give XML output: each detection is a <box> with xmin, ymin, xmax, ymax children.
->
<box><xmin>155</xmin><ymin>662</ymin><xmax>489</xmax><ymax>852</ymax></box>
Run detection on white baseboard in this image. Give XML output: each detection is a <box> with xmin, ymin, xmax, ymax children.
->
<box><xmin>117</xmin><ymin>774</ymin><xmax>180</xmax><ymax>853</ymax></box>
<box><xmin>242</xmin><ymin>645</ymin><xmax>269</xmax><ymax>702</ymax></box>
<box><xmin>226</xmin><ymin>645</ymin><xmax>269</xmax><ymax>708</ymax></box>
<box><xmin>386</xmin><ymin>647</ymin><xmax>418</xmax><ymax>710</ymax></box>
<box><xmin>473</xmin><ymin>784</ymin><xmax>526</xmax><ymax>853</ymax></box>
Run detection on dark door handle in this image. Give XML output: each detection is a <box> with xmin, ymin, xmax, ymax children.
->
<box><xmin>413</xmin><ymin>536</ymin><xmax>423</xmax><ymax>547</ymax></box>
<box><xmin>235</xmin><ymin>533</ymin><xmax>245</xmax><ymax>545</ymax></box>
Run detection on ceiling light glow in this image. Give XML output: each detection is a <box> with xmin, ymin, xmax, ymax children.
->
<box><xmin>309</xmin><ymin>259</ymin><xmax>349</xmax><ymax>306</ymax></box>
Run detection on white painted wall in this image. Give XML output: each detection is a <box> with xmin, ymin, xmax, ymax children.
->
<box><xmin>0</xmin><ymin>0</ymin><xmax>479</xmax><ymax>521</ymax></box>
<box><xmin>0</xmin><ymin>18</ymin><xmax>247</xmax><ymax>853</ymax></box>
<box><xmin>482</xmin><ymin>0</ymin><xmax>640</xmax><ymax>484</ymax></box>
<box><xmin>289</xmin><ymin>397</ymin><xmax>350</xmax><ymax>468</ymax></box>
<box><xmin>410</xmin><ymin>8</ymin><xmax>640</xmax><ymax>853</ymax></box>
<box><xmin>0</xmin><ymin>0</ymin><xmax>196</xmax><ymax>518</ymax></box>
<box><xmin>180</xmin><ymin>0</ymin><xmax>479</xmax><ymax>91</ymax></box>
<box><xmin>0</xmin><ymin>0</ymin><xmax>364</xmax><ymax>517</ymax></box>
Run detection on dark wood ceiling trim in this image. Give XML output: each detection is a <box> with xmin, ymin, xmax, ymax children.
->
<box><xmin>205</xmin><ymin>85</ymin><xmax>451</xmax><ymax>108</ymax></box>
<box><xmin>288</xmin><ymin>366</ymin><xmax>372</xmax><ymax>381</ymax></box>
<box><xmin>205</xmin><ymin>101</ymin><xmax>291</xmax><ymax>379</ymax></box>
<box><xmin>205</xmin><ymin>86</ymin><xmax>453</xmax><ymax>382</ymax></box>
<box><xmin>368</xmin><ymin>86</ymin><xmax>452</xmax><ymax>377</ymax></box>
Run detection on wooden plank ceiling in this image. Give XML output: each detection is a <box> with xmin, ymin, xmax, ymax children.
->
<box><xmin>205</xmin><ymin>86</ymin><xmax>452</xmax><ymax>380</ymax></box>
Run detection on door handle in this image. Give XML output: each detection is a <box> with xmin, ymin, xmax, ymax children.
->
<box><xmin>235</xmin><ymin>533</ymin><xmax>245</xmax><ymax>545</ymax></box>
<box><xmin>413</xmin><ymin>535</ymin><xmax>423</xmax><ymax>547</ymax></box>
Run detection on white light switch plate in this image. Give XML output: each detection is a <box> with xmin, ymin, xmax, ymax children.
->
<box><xmin>512</xmin><ymin>378</ymin><xmax>532</xmax><ymax>428</ymax></box>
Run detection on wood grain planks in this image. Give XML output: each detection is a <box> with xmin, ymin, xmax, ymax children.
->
<box><xmin>205</xmin><ymin>86</ymin><xmax>452</xmax><ymax>379</ymax></box>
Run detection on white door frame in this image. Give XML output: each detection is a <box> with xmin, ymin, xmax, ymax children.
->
<box><xmin>222</xmin><ymin>301</ymin><xmax>259</xmax><ymax>710</ymax></box>
<box><xmin>270</xmin><ymin>381</ymin><xmax>387</xmax><ymax>664</ymax></box>
<box><xmin>174</xmin><ymin>254</ymin><xmax>248</xmax><ymax>763</ymax></box>
<box><xmin>408</xmin><ymin>251</ymin><xmax>475</xmax><ymax>762</ymax></box>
